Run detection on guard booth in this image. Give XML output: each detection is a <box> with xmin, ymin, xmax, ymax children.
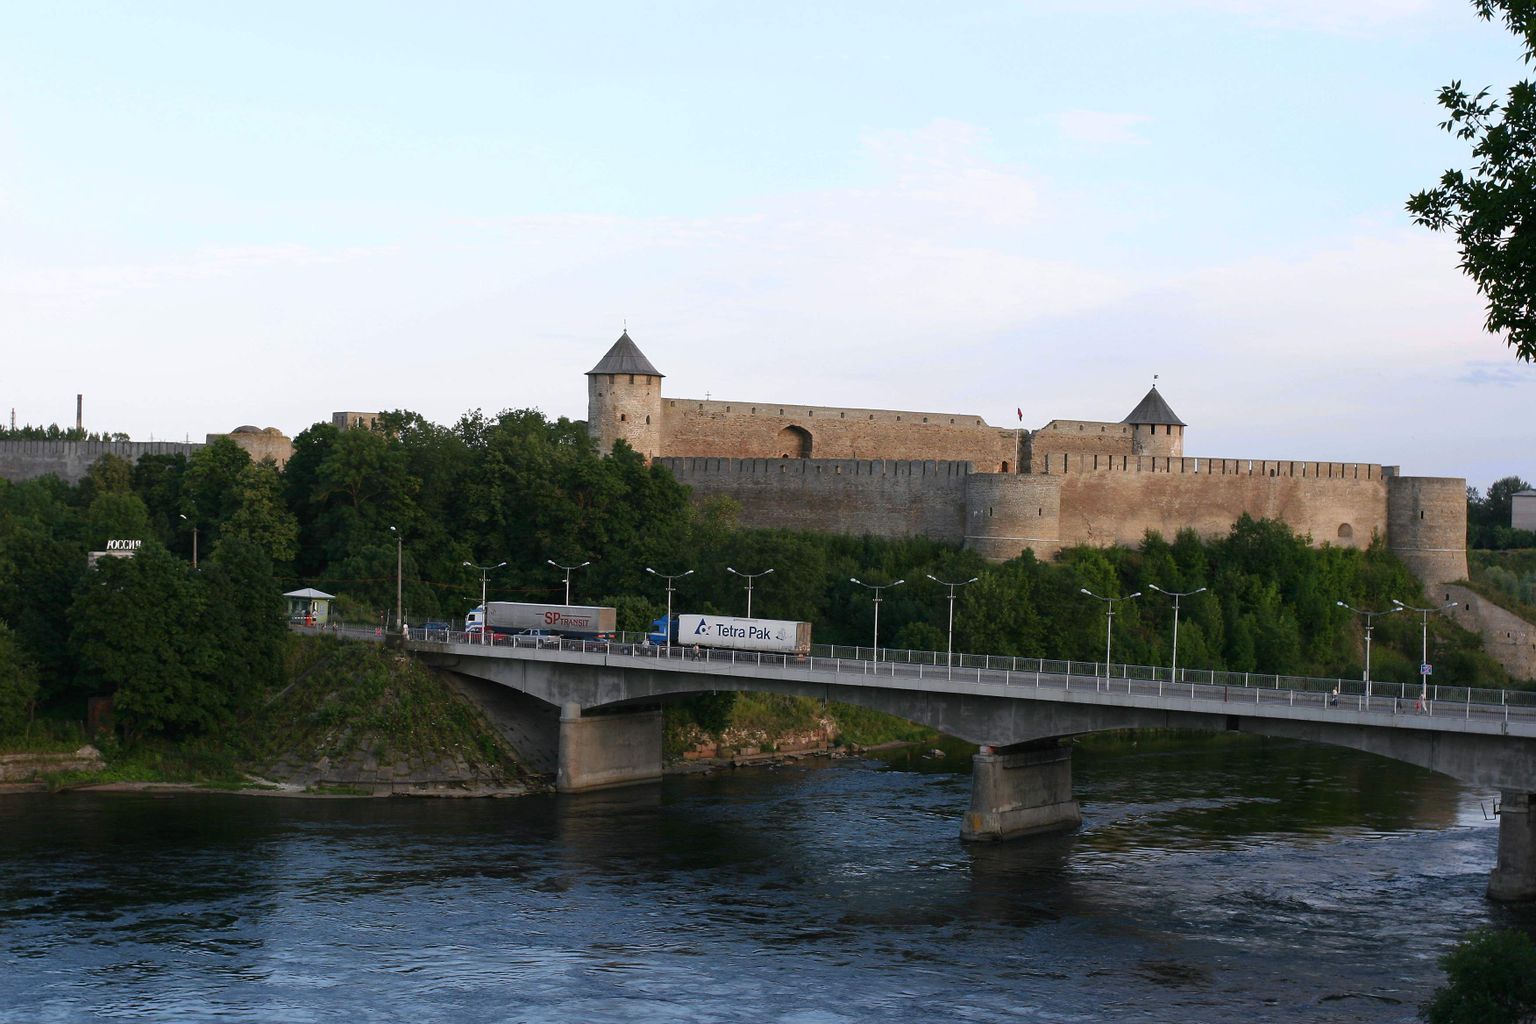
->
<box><xmin>284</xmin><ymin>587</ymin><xmax>335</xmax><ymax>626</ymax></box>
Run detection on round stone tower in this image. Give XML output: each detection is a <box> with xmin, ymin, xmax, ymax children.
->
<box><xmin>1386</xmin><ymin>474</ymin><xmax>1470</xmax><ymax>589</ymax></box>
<box><xmin>586</xmin><ymin>331</ymin><xmax>664</xmax><ymax>459</ymax></box>
<box><xmin>1122</xmin><ymin>384</ymin><xmax>1185</xmax><ymax>458</ymax></box>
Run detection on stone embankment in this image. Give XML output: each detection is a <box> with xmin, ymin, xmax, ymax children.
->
<box><xmin>0</xmin><ymin>746</ymin><xmax>105</xmax><ymax>785</ymax></box>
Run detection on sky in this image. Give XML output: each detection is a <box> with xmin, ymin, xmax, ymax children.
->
<box><xmin>2</xmin><ymin>1</ymin><xmax>1534</xmax><ymax>489</ymax></box>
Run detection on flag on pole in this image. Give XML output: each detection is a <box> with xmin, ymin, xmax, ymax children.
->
<box><xmin>1016</xmin><ymin>407</ymin><xmax>1023</xmax><ymax>421</ymax></box>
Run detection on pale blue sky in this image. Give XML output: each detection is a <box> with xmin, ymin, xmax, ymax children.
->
<box><xmin>2</xmin><ymin>1</ymin><xmax>1533</xmax><ymax>487</ymax></box>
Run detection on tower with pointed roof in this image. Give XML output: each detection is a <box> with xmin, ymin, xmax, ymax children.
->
<box><xmin>586</xmin><ymin>331</ymin><xmax>664</xmax><ymax>459</ymax></box>
<box><xmin>1122</xmin><ymin>384</ymin><xmax>1185</xmax><ymax>458</ymax></box>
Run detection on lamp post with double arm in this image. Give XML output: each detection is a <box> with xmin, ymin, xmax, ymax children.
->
<box><xmin>464</xmin><ymin>560</ymin><xmax>506</xmax><ymax>643</ymax></box>
<box><xmin>645</xmin><ymin>567</ymin><xmax>693</xmax><ymax>653</ymax></box>
<box><xmin>1337</xmin><ymin>601</ymin><xmax>1401</xmax><ymax>703</ymax></box>
<box><xmin>1080</xmin><ymin>588</ymin><xmax>1142</xmax><ymax>681</ymax></box>
<box><xmin>925</xmin><ymin>574</ymin><xmax>978</xmax><ymax>674</ymax></box>
<box><xmin>726</xmin><ymin>566</ymin><xmax>774</xmax><ymax>618</ymax></box>
<box><xmin>547</xmin><ymin>559</ymin><xmax>591</xmax><ymax>606</ymax></box>
<box><xmin>1392</xmin><ymin>598</ymin><xmax>1458</xmax><ymax>705</ymax></box>
<box><xmin>849</xmin><ymin>577</ymin><xmax>905</xmax><ymax>657</ymax></box>
<box><xmin>1147</xmin><ymin>583</ymin><xmax>1206</xmax><ymax>683</ymax></box>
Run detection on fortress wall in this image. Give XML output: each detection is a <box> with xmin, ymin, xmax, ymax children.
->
<box><xmin>1387</xmin><ymin>476</ymin><xmax>1470</xmax><ymax>588</ymax></box>
<box><xmin>661</xmin><ymin>457</ymin><xmax>972</xmax><ymax>542</ymax></box>
<box><xmin>1053</xmin><ymin>457</ymin><xmax>1390</xmax><ymax>552</ymax></box>
<box><xmin>0</xmin><ymin>440</ymin><xmax>202</xmax><ymax>485</ymax></box>
<box><xmin>964</xmin><ymin>474</ymin><xmax>1064</xmax><ymax>562</ymax></box>
<box><xmin>659</xmin><ymin>398</ymin><xmax>1018</xmax><ymax>471</ymax></box>
<box><xmin>1037</xmin><ymin>453</ymin><xmax>1385</xmax><ymax>480</ymax></box>
<box><xmin>1028</xmin><ymin>420</ymin><xmax>1135</xmax><ymax>472</ymax></box>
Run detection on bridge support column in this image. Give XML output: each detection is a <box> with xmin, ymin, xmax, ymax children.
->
<box><xmin>1489</xmin><ymin>790</ymin><xmax>1536</xmax><ymax>903</ymax></box>
<box><xmin>556</xmin><ymin>704</ymin><xmax>663</xmax><ymax>793</ymax></box>
<box><xmin>961</xmin><ymin>739</ymin><xmax>1081</xmax><ymax>842</ymax></box>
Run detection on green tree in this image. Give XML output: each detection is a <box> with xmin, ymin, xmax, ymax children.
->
<box><xmin>1421</xmin><ymin>927</ymin><xmax>1536</xmax><ymax>1023</ymax></box>
<box><xmin>1409</xmin><ymin>1</ymin><xmax>1536</xmax><ymax>361</ymax></box>
<box><xmin>222</xmin><ymin>461</ymin><xmax>300</xmax><ymax>564</ymax></box>
<box><xmin>84</xmin><ymin>492</ymin><xmax>152</xmax><ymax>550</ymax></box>
<box><xmin>182</xmin><ymin>437</ymin><xmax>253</xmax><ymax>549</ymax></box>
<box><xmin>0</xmin><ymin>622</ymin><xmax>38</xmax><ymax>736</ymax></box>
<box><xmin>69</xmin><ymin>545</ymin><xmax>220</xmax><ymax>739</ymax></box>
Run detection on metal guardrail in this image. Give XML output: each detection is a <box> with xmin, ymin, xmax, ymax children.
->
<box><xmin>309</xmin><ymin>623</ymin><xmax>1536</xmax><ymax>728</ymax></box>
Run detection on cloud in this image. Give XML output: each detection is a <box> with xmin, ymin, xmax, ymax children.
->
<box><xmin>1092</xmin><ymin>0</ymin><xmax>1435</xmax><ymax>33</ymax></box>
<box><xmin>1056</xmin><ymin>110</ymin><xmax>1152</xmax><ymax>145</ymax></box>
<box><xmin>1458</xmin><ymin>360</ymin><xmax>1536</xmax><ymax>386</ymax></box>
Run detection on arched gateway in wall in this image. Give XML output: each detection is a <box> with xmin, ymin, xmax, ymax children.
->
<box><xmin>777</xmin><ymin>425</ymin><xmax>812</xmax><ymax>458</ymax></box>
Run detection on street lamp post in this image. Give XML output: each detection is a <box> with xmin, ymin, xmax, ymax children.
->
<box><xmin>726</xmin><ymin>566</ymin><xmax>774</xmax><ymax>618</ymax></box>
<box><xmin>849</xmin><ymin>577</ymin><xmax>905</xmax><ymax>656</ymax></box>
<box><xmin>389</xmin><ymin>526</ymin><xmax>402</xmax><ymax>636</ymax></box>
<box><xmin>1336</xmin><ymin>601</ymin><xmax>1401</xmax><ymax>702</ymax></box>
<box><xmin>1147</xmin><ymin>583</ymin><xmax>1206</xmax><ymax>683</ymax></box>
<box><xmin>1392</xmin><ymin>598</ymin><xmax>1458</xmax><ymax>704</ymax></box>
<box><xmin>178</xmin><ymin>514</ymin><xmax>198</xmax><ymax>568</ymax></box>
<box><xmin>464</xmin><ymin>560</ymin><xmax>507</xmax><ymax>643</ymax></box>
<box><xmin>1080</xmin><ymin>588</ymin><xmax>1142</xmax><ymax>680</ymax></box>
<box><xmin>925</xmin><ymin>574</ymin><xmax>979</xmax><ymax>673</ymax></box>
<box><xmin>547</xmin><ymin>559</ymin><xmax>591</xmax><ymax>606</ymax></box>
<box><xmin>645</xmin><ymin>567</ymin><xmax>693</xmax><ymax>652</ymax></box>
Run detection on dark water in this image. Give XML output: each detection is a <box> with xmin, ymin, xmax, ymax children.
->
<box><xmin>2</xmin><ymin>736</ymin><xmax>1532</xmax><ymax>1024</ymax></box>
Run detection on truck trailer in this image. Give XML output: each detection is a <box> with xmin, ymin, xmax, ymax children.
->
<box><xmin>656</xmin><ymin>614</ymin><xmax>812</xmax><ymax>655</ymax></box>
<box><xmin>466</xmin><ymin>602</ymin><xmax>617</xmax><ymax>638</ymax></box>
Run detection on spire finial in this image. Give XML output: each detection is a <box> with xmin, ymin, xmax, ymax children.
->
<box><xmin>1153</xmin><ymin>373</ymin><xmax>1159</xmax><ymax>388</ymax></box>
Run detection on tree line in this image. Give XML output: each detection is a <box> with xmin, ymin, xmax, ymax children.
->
<box><xmin>0</xmin><ymin>407</ymin><xmax>1515</xmax><ymax>741</ymax></box>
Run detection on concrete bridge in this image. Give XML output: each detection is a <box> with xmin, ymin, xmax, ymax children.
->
<box><xmin>401</xmin><ymin>630</ymin><xmax>1536</xmax><ymax>902</ymax></box>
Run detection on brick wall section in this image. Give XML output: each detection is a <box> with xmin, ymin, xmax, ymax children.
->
<box><xmin>1513</xmin><ymin>493</ymin><xmax>1536</xmax><ymax>532</ymax></box>
<box><xmin>661</xmin><ymin>457</ymin><xmax>972</xmax><ymax>541</ymax></box>
<box><xmin>1051</xmin><ymin>458</ymin><xmax>1390</xmax><ymax>555</ymax></box>
<box><xmin>1439</xmin><ymin>584</ymin><xmax>1536</xmax><ymax>682</ymax></box>
<box><xmin>1028</xmin><ymin>420</ymin><xmax>1135</xmax><ymax>472</ymax></box>
<box><xmin>659</xmin><ymin>398</ymin><xmax>1019</xmax><ymax>471</ymax></box>
<box><xmin>0</xmin><ymin>440</ymin><xmax>202</xmax><ymax>484</ymax></box>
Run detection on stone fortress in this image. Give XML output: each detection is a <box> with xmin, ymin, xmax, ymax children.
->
<box><xmin>586</xmin><ymin>332</ymin><xmax>1470</xmax><ymax>589</ymax></box>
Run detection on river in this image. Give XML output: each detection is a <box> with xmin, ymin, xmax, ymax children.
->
<box><xmin>2</xmin><ymin>734</ymin><xmax>1532</xmax><ymax>1023</ymax></box>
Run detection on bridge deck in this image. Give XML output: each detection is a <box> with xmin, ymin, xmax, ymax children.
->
<box><xmin>392</xmin><ymin>628</ymin><xmax>1536</xmax><ymax>741</ymax></box>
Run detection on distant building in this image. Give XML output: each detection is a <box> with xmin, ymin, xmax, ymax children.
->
<box><xmin>284</xmin><ymin>587</ymin><xmax>335</xmax><ymax>625</ymax></box>
<box><xmin>1515</xmin><ymin>491</ymin><xmax>1536</xmax><ymax>532</ymax></box>
<box><xmin>332</xmin><ymin>412</ymin><xmax>381</xmax><ymax>431</ymax></box>
<box><xmin>205</xmin><ymin>425</ymin><xmax>293</xmax><ymax>467</ymax></box>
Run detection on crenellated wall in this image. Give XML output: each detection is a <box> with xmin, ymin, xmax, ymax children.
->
<box><xmin>665</xmin><ymin>454</ymin><xmax>1448</xmax><ymax>580</ymax></box>
<box><xmin>658</xmin><ymin>399</ymin><xmax>1019</xmax><ymax>471</ymax></box>
<box><xmin>0</xmin><ymin>440</ymin><xmax>202</xmax><ymax>484</ymax></box>
<box><xmin>660</xmin><ymin>457</ymin><xmax>973</xmax><ymax>541</ymax></box>
<box><xmin>1028</xmin><ymin>419</ymin><xmax>1135</xmax><ymax>472</ymax></box>
<box><xmin>1050</xmin><ymin>457</ymin><xmax>1389</xmax><ymax>556</ymax></box>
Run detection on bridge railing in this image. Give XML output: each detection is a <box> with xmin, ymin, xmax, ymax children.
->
<box><xmin>400</xmin><ymin>626</ymin><xmax>1536</xmax><ymax>716</ymax></box>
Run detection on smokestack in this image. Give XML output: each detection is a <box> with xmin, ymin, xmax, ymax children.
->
<box><xmin>76</xmin><ymin>394</ymin><xmax>82</xmax><ymax>433</ymax></box>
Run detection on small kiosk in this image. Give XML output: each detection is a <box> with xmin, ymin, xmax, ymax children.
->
<box><xmin>284</xmin><ymin>587</ymin><xmax>335</xmax><ymax>626</ymax></box>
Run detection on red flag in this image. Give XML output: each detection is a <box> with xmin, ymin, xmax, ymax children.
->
<box><xmin>1016</xmin><ymin>407</ymin><xmax>1022</xmax><ymax>421</ymax></box>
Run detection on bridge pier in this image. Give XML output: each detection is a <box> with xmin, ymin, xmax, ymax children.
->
<box><xmin>961</xmin><ymin>739</ymin><xmax>1081</xmax><ymax>842</ymax></box>
<box><xmin>1489</xmin><ymin>790</ymin><xmax>1536</xmax><ymax>903</ymax></box>
<box><xmin>555</xmin><ymin>704</ymin><xmax>664</xmax><ymax>793</ymax></box>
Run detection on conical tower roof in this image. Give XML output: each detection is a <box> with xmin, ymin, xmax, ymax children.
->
<box><xmin>1121</xmin><ymin>386</ymin><xmax>1185</xmax><ymax>426</ymax></box>
<box><xmin>586</xmin><ymin>331</ymin><xmax>663</xmax><ymax>377</ymax></box>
